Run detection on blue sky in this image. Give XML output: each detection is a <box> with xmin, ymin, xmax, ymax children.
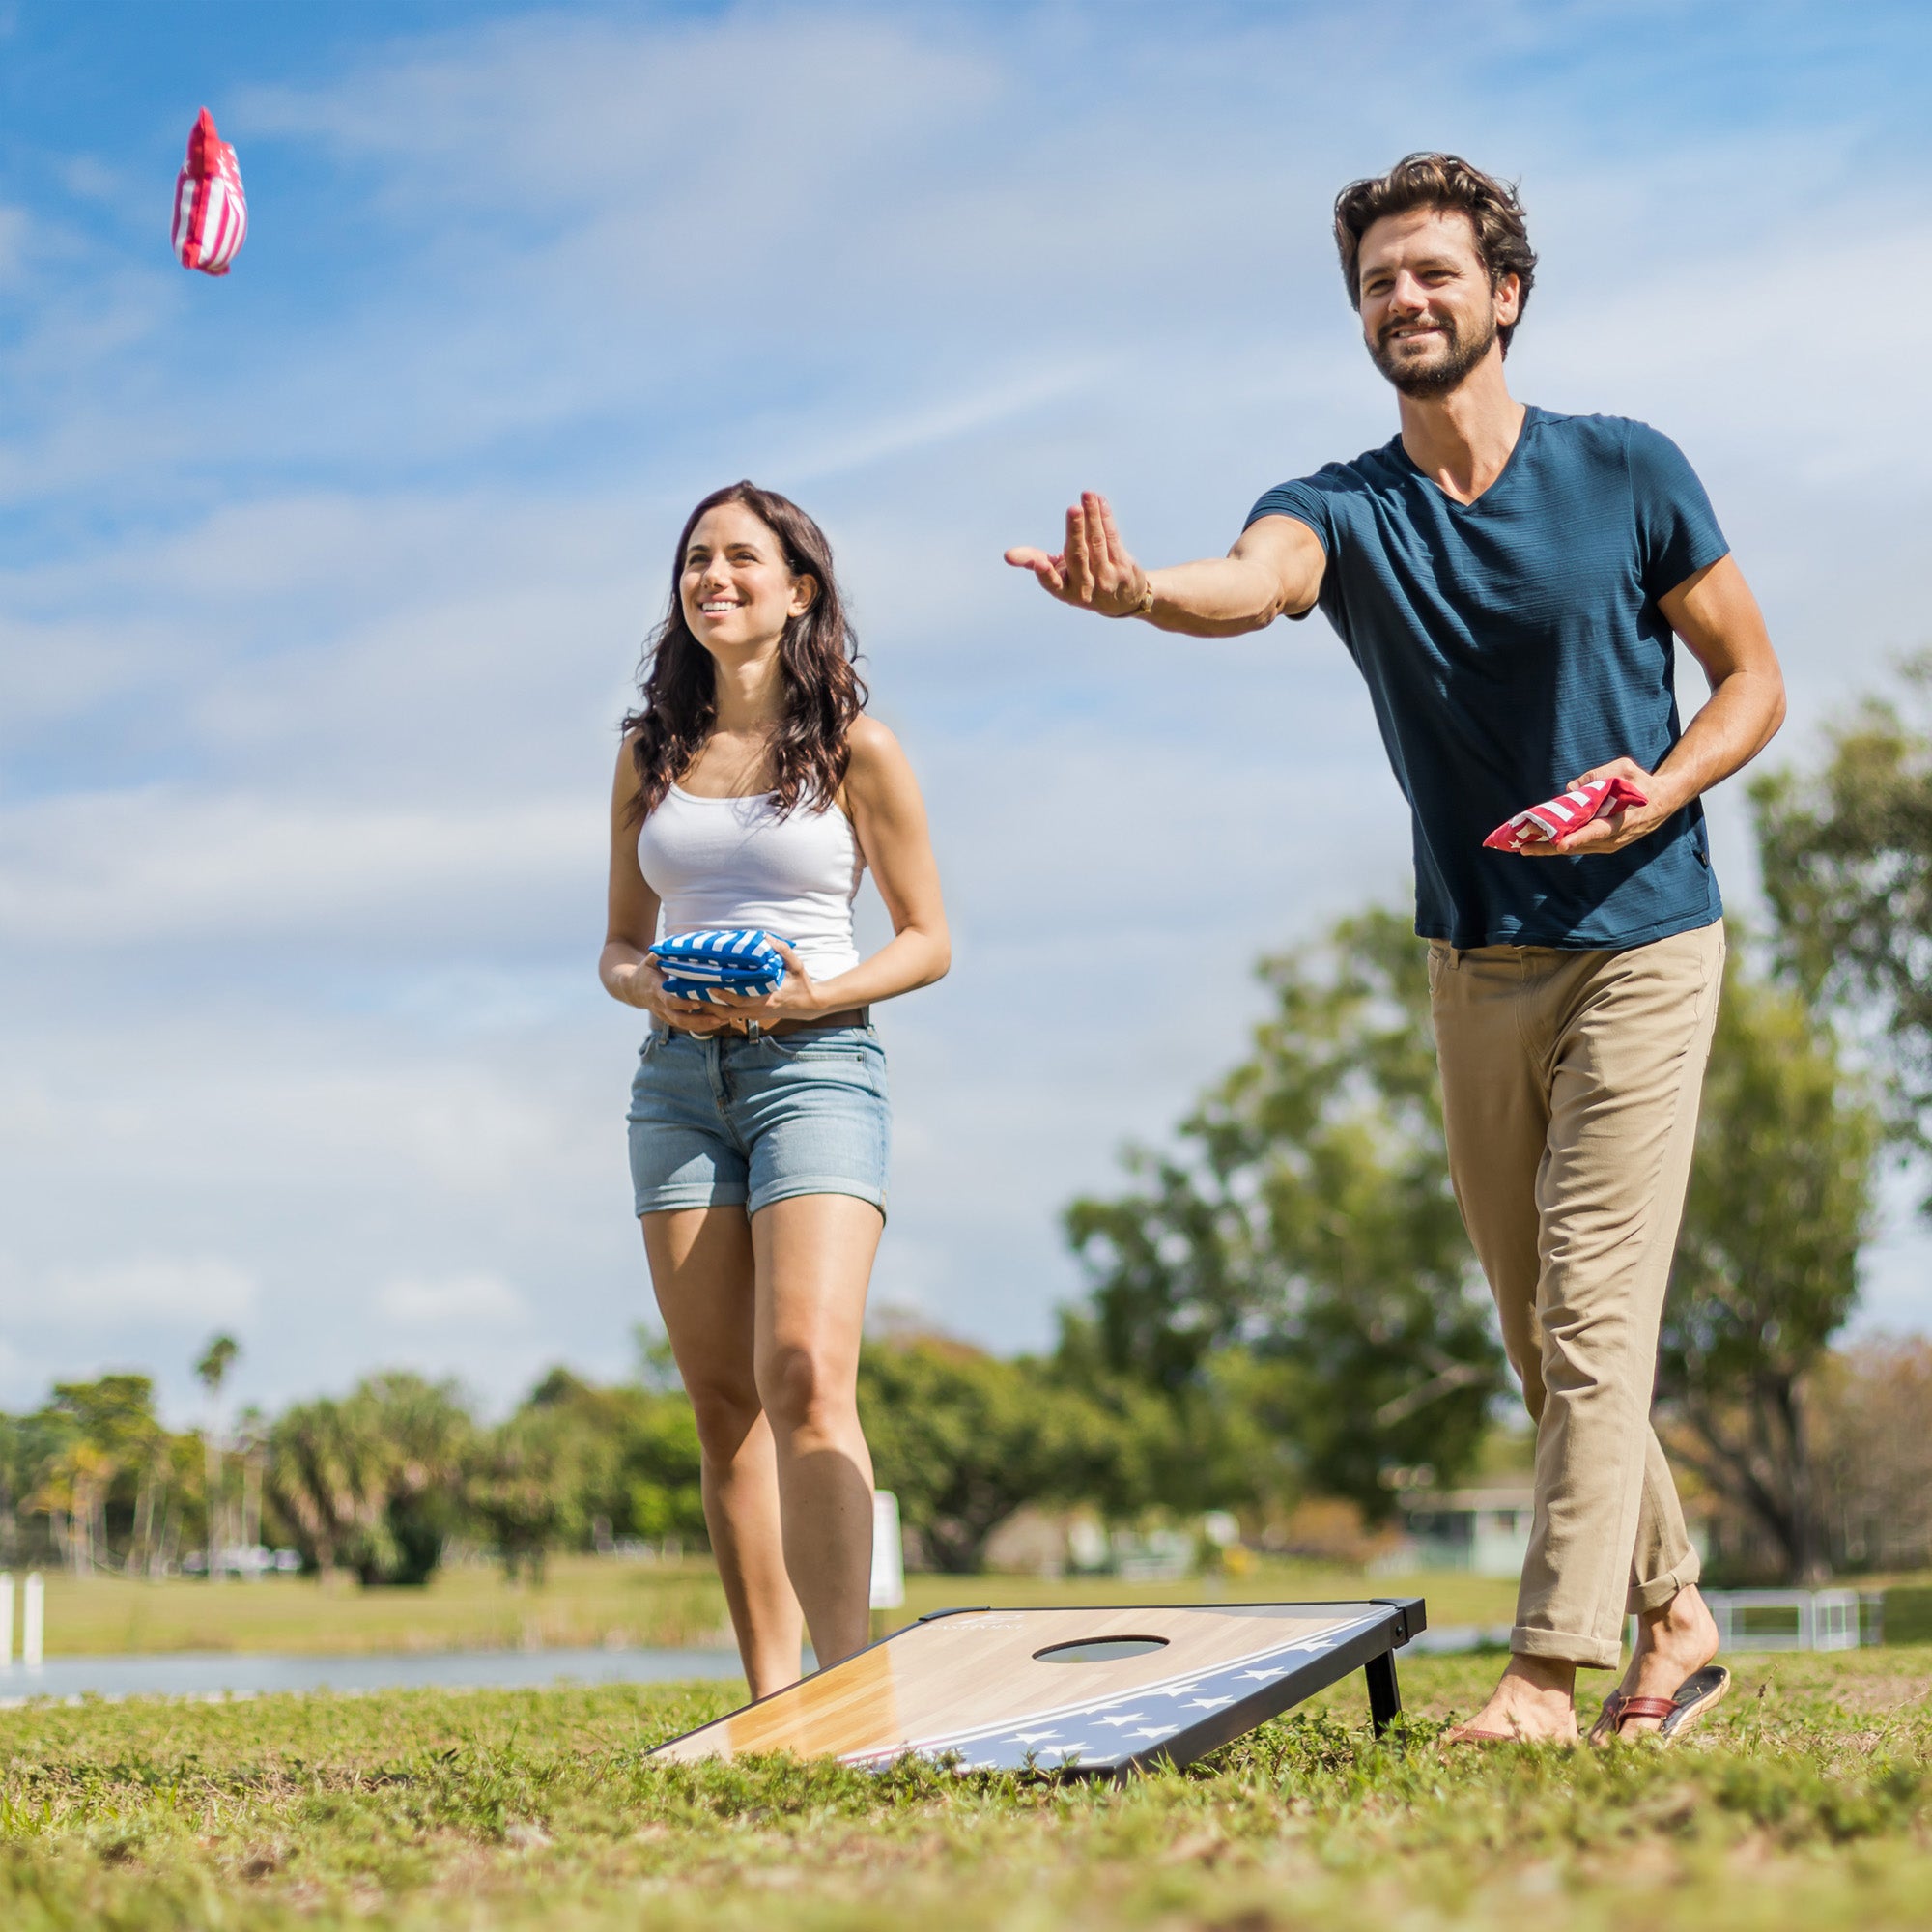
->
<box><xmin>2</xmin><ymin>0</ymin><xmax>1929</xmax><ymax>1422</ymax></box>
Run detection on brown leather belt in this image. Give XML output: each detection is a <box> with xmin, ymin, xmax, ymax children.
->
<box><xmin>669</xmin><ymin>1006</ymin><xmax>870</xmax><ymax>1040</ymax></box>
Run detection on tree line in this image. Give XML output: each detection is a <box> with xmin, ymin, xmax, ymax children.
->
<box><xmin>4</xmin><ymin>668</ymin><xmax>1931</xmax><ymax>1586</ymax></box>
<box><xmin>0</xmin><ymin>1354</ymin><xmax>709</xmax><ymax>1586</ymax></box>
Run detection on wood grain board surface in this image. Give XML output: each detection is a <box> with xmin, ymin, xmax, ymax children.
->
<box><xmin>652</xmin><ymin>1600</ymin><xmax>1401</xmax><ymax>1773</ymax></box>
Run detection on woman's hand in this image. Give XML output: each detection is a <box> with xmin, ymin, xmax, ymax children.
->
<box><xmin>688</xmin><ymin>940</ymin><xmax>832</xmax><ymax>1026</ymax></box>
<box><xmin>605</xmin><ymin>953</ymin><xmax>733</xmax><ymax>1035</ymax></box>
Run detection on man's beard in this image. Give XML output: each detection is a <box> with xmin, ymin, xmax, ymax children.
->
<box><xmin>1369</xmin><ymin>308</ymin><xmax>1497</xmax><ymax>398</ymax></box>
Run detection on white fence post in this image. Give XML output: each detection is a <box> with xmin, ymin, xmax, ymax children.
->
<box><xmin>22</xmin><ymin>1572</ymin><xmax>43</xmax><ymax>1670</ymax></box>
<box><xmin>0</xmin><ymin>1572</ymin><xmax>13</xmax><ymax>1670</ymax></box>
<box><xmin>869</xmin><ymin>1491</ymin><xmax>904</xmax><ymax>1611</ymax></box>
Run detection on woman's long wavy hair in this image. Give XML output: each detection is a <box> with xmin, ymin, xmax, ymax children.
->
<box><xmin>621</xmin><ymin>481</ymin><xmax>867</xmax><ymax>824</ymax></box>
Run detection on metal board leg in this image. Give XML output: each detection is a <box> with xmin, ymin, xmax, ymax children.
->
<box><xmin>1364</xmin><ymin>1649</ymin><xmax>1402</xmax><ymax>1735</ymax></box>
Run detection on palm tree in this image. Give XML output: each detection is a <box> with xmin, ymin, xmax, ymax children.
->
<box><xmin>194</xmin><ymin>1334</ymin><xmax>241</xmax><ymax>1582</ymax></box>
<box><xmin>268</xmin><ymin>1396</ymin><xmax>389</xmax><ymax>1581</ymax></box>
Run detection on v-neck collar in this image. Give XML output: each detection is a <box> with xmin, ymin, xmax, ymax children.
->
<box><xmin>1394</xmin><ymin>403</ymin><xmax>1538</xmax><ymax>511</ymax></box>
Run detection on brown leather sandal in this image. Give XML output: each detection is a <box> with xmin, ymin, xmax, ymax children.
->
<box><xmin>1603</xmin><ymin>1664</ymin><xmax>1729</xmax><ymax>1744</ymax></box>
<box><xmin>1587</xmin><ymin>1689</ymin><xmax>1628</xmax><ymax>1746</ymax></box>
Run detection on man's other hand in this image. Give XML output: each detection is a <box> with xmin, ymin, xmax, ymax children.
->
<box><xmin>1519</xmin><ymin>756</ymin><xmax>1679</xmax><ymax>857</ymax></box>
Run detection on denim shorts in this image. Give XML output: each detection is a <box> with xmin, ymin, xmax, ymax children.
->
<box><xmin>626</xmin><ymin>1024</ymin><xmax>890</xmax><ymax>1220</ymax></box>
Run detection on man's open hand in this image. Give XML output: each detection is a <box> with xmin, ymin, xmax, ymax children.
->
<box><xmin>1005</xmin><ymin>492</ymin><xmax>1149</xmax><ymax>616</ymax></box>
<box><xmin>1518</xmin><ymin>756</ymin><xmax>1680</xmax><ymax>857</ymax></box>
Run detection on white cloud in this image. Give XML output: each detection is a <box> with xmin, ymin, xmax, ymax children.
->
<box><xmin>378</xmin><ymin>1272</ymin><xmax>528</xmax><ymax>1328</ymax></box>
<box><xmin>0</xmin><ymin>1255</ymin><xmax>258</xmax><ymax>1324</ymax></box>
<box><xmin>0</xmin><ymin>204</ymin><xmax>27</xmax><ymax>282</ymax></box>
<box><xmin>0</xmin><ymin>789</ymin><xmax>598</xmax><ymax>946</ymax></box>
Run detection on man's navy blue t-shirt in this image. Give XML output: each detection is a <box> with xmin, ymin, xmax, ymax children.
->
<box><xmin>1247</xmin><ymin>406</ymin><xmax>1729</xmax><ymax>951</ymax></box>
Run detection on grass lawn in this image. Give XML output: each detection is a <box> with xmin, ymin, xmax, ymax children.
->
<box><xmin>23</xmin><ymin>1556</ymin><xmax>1527</xmax><ymax>1656</ymax></box>
<box><xmin>0</xmin><ymin>1645</ymin><xmax>1925</xmax><ymax>1929</ymax></box>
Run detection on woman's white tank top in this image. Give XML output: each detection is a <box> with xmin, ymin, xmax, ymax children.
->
<box><xmin>638</xmin><ymin>785</ymin><xmax>864</xmax><ymax>980</ymax></box>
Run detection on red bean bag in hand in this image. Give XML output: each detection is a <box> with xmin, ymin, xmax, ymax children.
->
<box><xmin>1483</xmin><ymin>777</ymin><xmax>1649</xmax><ymax>853</ymax></box>
<box><xmin>172</xmin><ymin>108</ymin><xmax>247</xmax><ymax>276</ymax></box>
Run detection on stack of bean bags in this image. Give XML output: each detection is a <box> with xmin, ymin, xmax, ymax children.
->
<box><xmin>648</xmin><ymin>929</ymin><xmax>789</xmax><ymax>1005</ymax></box>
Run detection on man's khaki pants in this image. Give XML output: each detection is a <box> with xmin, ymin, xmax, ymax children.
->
<box><xmin>1428</xmin><ymin>920</ymin><xmax>1724</xmax><ymax>1670</ymax></box>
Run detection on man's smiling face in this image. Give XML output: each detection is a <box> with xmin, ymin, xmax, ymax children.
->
<box><xmin>1356</xmin><ymin>204</ymin><xmax>1520</xmax><ymax>399</ymax></box>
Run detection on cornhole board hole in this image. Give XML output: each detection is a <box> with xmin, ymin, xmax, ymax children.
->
<box><xmin>651</xmin><ymin>1596</ymin><xmax>1425</xmax><ymax>1780</ymax></box>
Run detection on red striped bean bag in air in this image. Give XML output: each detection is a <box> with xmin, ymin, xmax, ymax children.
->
<box><xmin>1483</xmin><ymin>776</ymin><xmax>1649</xmax><ymax>852</ymax></box>
<box><xmin>172</xmin><ymin>108</ymin><xmax>247</xmax><ymax>276</ymax></box>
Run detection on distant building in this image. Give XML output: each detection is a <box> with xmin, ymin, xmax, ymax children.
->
<box><xmin>1389</xmin><ymin>1485</ymin><xmax>1536</xmax><ymax>1577</ymax></box>
<box><xmin>1385</xmin><ymin>1483</ymin><xmax>1709</xmax><ymax>1577</ymax></box>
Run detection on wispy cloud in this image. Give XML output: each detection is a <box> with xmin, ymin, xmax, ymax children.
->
<box><xmin>378</xmin><ymin>1272</ymin><xmax>527</xmax><ymax>1328</ymax></box>
<box><xmin>0</xmin><ymin>790</ymin><xmax>596</xmax><ymax>945</ymax></box>
<box><xmin>1</xmin><ymin>1255</ymin><xmax>257</xmax><ymax>1324</ymax></box>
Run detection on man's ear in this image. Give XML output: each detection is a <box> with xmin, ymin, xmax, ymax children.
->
<box><xmin>1493</xmin><ymin>272</ymin><xmax>1521</xmax><ymax>327</ymax></box>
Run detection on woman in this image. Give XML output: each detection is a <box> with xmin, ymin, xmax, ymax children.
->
<box><xmin>601</xmin><ymin>480</ymin><xmax>949</xmax><ymax>1694</ymax></box>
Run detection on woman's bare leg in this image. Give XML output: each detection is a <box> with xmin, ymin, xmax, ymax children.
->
<box><xmin>752</xmin><ymin>1193</ymin><xmax>884</xmax><ymax>1670</ymax></box>
<box><xmin>642</xmin><ymin>1207</ymin><xmax>803</xmax><ymax>1697</ymax></box>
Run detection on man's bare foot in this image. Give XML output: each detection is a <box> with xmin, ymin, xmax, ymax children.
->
<box><xmin>1595</xmin><ymin>1584</ymin><xmax>1719</xmax><ymax>1742</ymax></box>
<box><xmin>1442</xmin><ymin>1653</ymin><xmax>1579</xmax><ymax>1746</ymax></box>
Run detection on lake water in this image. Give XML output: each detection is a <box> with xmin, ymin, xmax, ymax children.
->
<box><xmin>0</xmin><ymin>1624</ymin><xmax>1511</xmax><ymax>1705</ymax></box>
<box><xmin>1407</xmin><ymin>1624</ymin><xmax>1513</xmax><ymax>1654</ymax></box>
<box><xmin>0</xmin><ymin>1646</ymin><xmax>747</xmax><ymax>1703</ymax></box>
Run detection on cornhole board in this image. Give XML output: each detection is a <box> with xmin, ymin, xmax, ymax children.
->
<box><xmin>651</xmin><ymin>1596</ymin><xmax>1425</xmax><ymax>1779</ymax></box>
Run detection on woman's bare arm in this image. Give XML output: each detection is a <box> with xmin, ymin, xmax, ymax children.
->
<box><xmin>599</xmin><ymin>739</ymin><xmax>726</xmax><ymax>1033</ymax></box>
<box><xmin>827</xmin><ymin>716</ymin><xmax>951</xmax><ymax>1006</ymax></box>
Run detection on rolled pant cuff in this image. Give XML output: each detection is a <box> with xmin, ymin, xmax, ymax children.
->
<box><xmin>1511</xmin><ymin>1623</ymin><xmax>1622</xmax><ymax>1671</ymax></box>
<box><xmin>1626</xmin><ymin>1558</ymin><xmax>1701</xmax><ymax>1616</ymax></box>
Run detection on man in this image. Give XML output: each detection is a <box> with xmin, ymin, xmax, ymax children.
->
<box><xmin>1007</xmin><ymin>153</ymin><xmax>1785</xmax><ymax>1745</ymax></box>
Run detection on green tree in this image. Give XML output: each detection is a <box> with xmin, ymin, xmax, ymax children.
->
<box><xmin>1063</xmin><ymin>907</ymin><xmax>1503</xmax><ymax>1520</ymax></box>
<box><xmin>268</xmin><ymin>1372</ymin><xmax>469</xmax><ymax>1585</ymax></box>
<box><xmin>1659</xmin><ymin>951</ymin><xmax>1881</xmax><ymax>1582</ymax></box>
<box><xmin>43</xmin><ymin>1375</ymin><xmax>167</xmax><ymax>1573</ymax></box>
<box><xmin>1753</xmin><ymin>660</ymin><xmax>1932</xmax><ymax>1150</ymax></box>
<box><xmin>0</xmin><ymin>1410</ymin><xmax>25</xmax><ymax>1564</ymax></box>
<box><xmin>466</xmin><ymin>1402</ymin><xmax>591</xmax><ymax>1584</ymax></box>
<box><xmin>268</xmin><ymin>1394</ymin><xmax>388</xmax><ymax>1580</ymax></box>
<box><xmin>858</xmin><ymin>1338</ymin><xmax>1135</xmax><ymax>1573</ymax></box>
<box><xmin>194</xmin><ymin>1333</ymin><xmax>240</xmax><ymax>1581</ymax></box>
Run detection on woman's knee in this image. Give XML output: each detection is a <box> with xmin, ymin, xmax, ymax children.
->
<box><xmin>683</xmin><ymin>1378</ymin><xmax>764</xmax><ymax>1461</ymax></box>
<box><xmin>756</xmin><ymin>1342</ymin><xmax>857</xmax><ymax>1438</ymax></box>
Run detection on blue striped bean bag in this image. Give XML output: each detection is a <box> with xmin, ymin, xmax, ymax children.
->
<box><xmin>648</xmin><ymin>928</ymin><xmax>790</xmax><ymax>1005</ymax></box>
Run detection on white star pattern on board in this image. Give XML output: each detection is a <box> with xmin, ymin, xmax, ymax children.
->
<box><xmin>859</xmin><ymin>1611</ymin><xmax>1401</xmax><ymax>1774</ymax></box>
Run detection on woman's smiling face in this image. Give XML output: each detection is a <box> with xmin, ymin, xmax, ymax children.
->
<box><xmin>680</xmin><ymin>501</ymin><xmax>814</xmax><ymax>655</ymax></box>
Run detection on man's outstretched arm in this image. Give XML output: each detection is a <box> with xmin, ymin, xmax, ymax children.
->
<box><xmin>1005</xmin><ymin>493</ymin><xmax>1325</xmax><ymax>637</ymax></box>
